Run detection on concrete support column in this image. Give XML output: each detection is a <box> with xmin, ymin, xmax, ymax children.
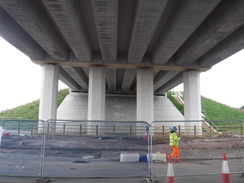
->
<box><xmin>88</xmin><ymin>66</ymin><xmax>106</xmax><ymax>120</ymax></box>
<box><xmin>137</xmin><ymin>69</ymin><xmax>154</xmax><ymax>123</ymax></box>
<box><xmin>39</xmin><ymin>64</ymin><xmax>59</xmax><ymax>121</ymax></box>
<box><xmin>183</xmin><ymin>70</ymin><xmax>202</xmax><ymax>134</ymax></box>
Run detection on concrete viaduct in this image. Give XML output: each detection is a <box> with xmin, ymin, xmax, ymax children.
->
<box><xmin>0</xmin><ymin>0</ymin><xmax>244</xmax><ymax>125</ymax></box>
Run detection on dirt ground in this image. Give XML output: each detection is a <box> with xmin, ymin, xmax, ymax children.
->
<box><xmin>0</xmin><ymin>134</ymin><xmax>243</xmax><ymax>158</ymax></box>
<box><xmin>0</xmin><ymin>135</ymin><xmax>149</xmax><ymax>158</ymax></box>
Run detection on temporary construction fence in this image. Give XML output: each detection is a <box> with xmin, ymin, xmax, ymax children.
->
<box><xmin>149</xmin><ymin>120</ymin><xmax>244</xmax><ymax>181</ymax></box>
<box><xmin>0</xmin><ymin>119</ymin><xmax>151</xmax><ymax>180</ymax></box>
<box><xmin>0</xmin><ymin>119</ymin><xmax>42</xmax><ymax>178</ymax></box>
<box><xmin>40</xmin><ymin>120</ymin><xmax>151</xmax><ymax>179</ymax></box>
<box><xmin>0</xmin><ymin>119</ymin><xmax>243</xmax><ymax>181</ymax></box>
<box><xmin>0</xmin><ymin>119</ymin><xmax>39</xmax><ymax>136</ymax></box>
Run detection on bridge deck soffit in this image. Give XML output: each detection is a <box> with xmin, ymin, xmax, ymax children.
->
<box><xmin>1</xmin><ymin>0</ymin><xmax>244</xmax><ymax>94</ymax></box>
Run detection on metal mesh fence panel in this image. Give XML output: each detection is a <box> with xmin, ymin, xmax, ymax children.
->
<box><xmin>42</xmin><ymin>120</ymin><xmax>151</xmax><ymax>179</ymax></box>
<box><xmin>150</xmin><ymin>120</ymin><xmax>244</xmax><ymax>180</ymax></box>
<box><xmin>0</xmin><ymin>119</ymin><xmax>39</xmax><ymax>136</ymax></box>
<box><xmin>0</xmin><ymin>119</ymin><xmax>43</xmax><ymax>179</ymax></box>
<box><xmin>0</xmin><ymin>119</ymin><xmax>243</xmax><ymax>182</ymax></box>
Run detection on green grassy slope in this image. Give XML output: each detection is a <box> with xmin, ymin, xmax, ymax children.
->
<box><xmin>1</xmin><ymin>89</ymin><xmax>244</xmax><ymax>122</ymax></box>
<box><xmin>201</xmin><ymin>96</ymin><xmax>244</xmax><ymax>123</ymax></box>
<box><xmin>0</xmin><ymin>89</ymin><xmax>69</xmax><ymax>119</ymax></box>
<box><xmin>168</xmin><ymin>91</ymin><xmax>244</xmax><ymax>122</ymax></box>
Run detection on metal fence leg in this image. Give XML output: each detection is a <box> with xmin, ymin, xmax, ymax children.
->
<box><xmin>40</xmin><ymin>121</ymin><xmax>46</xmax><ymax>180</ymax></box>
<box><xmin>148</xmin><ymin>124</ymin><xmax>154</xmax><ymax>182</ymax></box>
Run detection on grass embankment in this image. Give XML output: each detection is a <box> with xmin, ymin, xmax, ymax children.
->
<box><xmin>201</xmin><ymin>97</ymin><xmax>244</xmax><ymax>125</ymax></box>
<box><xmin>0</xmin><ymin>89</ymin><xmax>69</xmax><ymax>119</ymax></box>
<box><xmin>167</xmin><ymin>92</ymin><xmax>184</xmax><ymax>115</ymax></box>
<box><xmin>1</xmin><ymin>89</ymin><xmax>244</xmax><ymax>123</ymax></box>
<box><xmin>168</xmin><ymin>91</ymin><xmax>244</xmax><ymax>125</ymax></box>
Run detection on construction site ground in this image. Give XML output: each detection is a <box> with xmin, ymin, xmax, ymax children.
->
<box><xmin>0</xmin><ymin>134</ymin><xmax>243</xmax><ymax>183</ymax></box>
<box><xmin>1</xmin><ymin>134</ymin><xmax>244</xmax><ymax>159</ymax></box>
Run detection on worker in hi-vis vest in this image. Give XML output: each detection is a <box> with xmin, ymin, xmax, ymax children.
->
<box><xmin>167</xmin><ymin>126</ymin><xmax>180</xmax><ymax>162</ymax></box>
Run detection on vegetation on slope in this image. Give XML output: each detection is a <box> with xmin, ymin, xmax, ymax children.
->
<box><xmin>201</xmin><ymin>96</ymin><xmax>244</xmax><ymax>124</ymax></box>
<box><xmin>57</xmin><ymin>89</ymin><xmax>69</xmax><ymax>106</ymax></box>
<box><xmin>167</xmin><ymin>91</ymin><xmax>184</xmax><ymax>115</ymax></box>
<box><xmin>0</xmin><ymin>89</ymin><xmax>69</xmax><ymax>119</ymax></box>
<box><xmin>168</xmin><ymin>91</ymin><xmax>244</xmax><ymax>123</ymax></box>
<box><xmin>1</xmin><ymin>89</ymin><xmax>244</xmax><ymax>123</ymax></box>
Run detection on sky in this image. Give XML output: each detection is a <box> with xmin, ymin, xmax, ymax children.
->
<box><xmin>0</xmin><ymin>36</ymin><xmax>244</xmax><ymax>111</ymax></box>
<box><xmin>0</xmin><ymin>37</ymin><xmax>67</xmax><ymax>111</ymax></box>
<box><xmin>173</xmin><ymin>48</ymin><xmax>244</xmax><ymax>108</ymax></box>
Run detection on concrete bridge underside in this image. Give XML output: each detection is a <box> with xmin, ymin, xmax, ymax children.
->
<box><xmin>1</xmin><ymin>0</ymin><xmax>244</xmax><ymax>123</ymax></box>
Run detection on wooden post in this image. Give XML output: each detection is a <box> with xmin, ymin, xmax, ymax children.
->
<box><xmin>18</xmin><ymin>122</ymin><xmax>21</xmax><ymax>136</ymax></box>
<box><xmin>96</xmin><ymin>124</ymin><xmax>99</xmax><ymax>136</ymax></box>
<box><xmin>31</xmin><ymin>123</ymin><xmax>33</xmax><ymax>136</ymax></box>
<box><xmin>63</xmin><ymin>123</ymin><xmax>65</xmax><ymax>134</ymax></box>
<box><xmin>162</xmin><ymin>125</ymin><xmax>165</xmax><ymax>138</ymax></box>
<box><xmin>194</xmin><ymin>125</ymin><xmax>196</xmax><ymax>137</ymax></box>
<box><xmin>178</xmin><ymin>125</ymin><xmax>181</xmax><ymax>136</ymax></box>
<box><xmin>113</xmin><ymin>125</ymin><xmax>115</xmax><ymax>134</ymax></box>
<box><xmin>130</xmin><ymin>125</ymin><xmax>132</xmax><ymax>136</ymax></box>
<box><xmin>209</xmin><ymin>125</ymin><xmax>212</xmax><ymax>136</ymax></box>
<box><xmin>80</xmin><ymin>124</ymin><xmax>82</xmax><ymax>136</ymax></box>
